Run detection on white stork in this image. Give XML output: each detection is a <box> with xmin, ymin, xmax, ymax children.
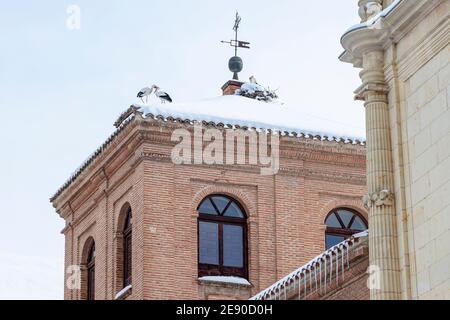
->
<box><xmin>152</xmin><ymin>85</ymin><xmax>172</xmax><ymax>103</ymax></box>
<box><xmin>137</xmin><ymin>86</ymin><xmax>154</xmax><ymax>104</ymax></box>
<box><xmin>249</xmin><ymin>75</ymin><xmax>259</xmax><ymax>85</ymax></box>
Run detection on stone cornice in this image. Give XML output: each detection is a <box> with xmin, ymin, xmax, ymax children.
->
<box><xmin>384</xmin><ymin>16</ymin><xmax>450</xmax><ymax>83</ymax></box>
<box><xmin>340</xmin><ymin>0</ymin><xmax>444</xmax><ymax>68</ymax></box>
<box><xmin>133</xmin><ymin>151</ymin><xmax>365</xmax><ymax>181</ymax></box>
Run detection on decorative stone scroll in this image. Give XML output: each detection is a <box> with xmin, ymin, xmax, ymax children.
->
<box><xmin>358</xmin><ymin>0</ymin><xmax>383</xmax><ymax>22</ymax></box>
<box><xmin>362</xmin><ymin>189</ymin><xmax>394</xmax><ymax>209</ymax></box>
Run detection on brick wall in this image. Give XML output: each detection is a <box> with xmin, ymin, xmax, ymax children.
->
<box><xmin>53</xmin><ymin>118</ymin><xmax>367</xmax><ymax>300</ymax></box>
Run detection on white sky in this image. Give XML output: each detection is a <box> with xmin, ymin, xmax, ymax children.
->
<box><xmin>0</xmin><ymin>1</ymin><xmax>363</xmax><ymax>299</ymax></box>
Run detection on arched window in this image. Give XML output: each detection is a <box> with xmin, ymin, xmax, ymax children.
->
<box><xmin>197</xmin><ymin>195</ymin><xmax>248</xmax><ymax>279</ymax></box>
<box><xmin>325</xmin><ymin>208</ymin><xmax>367</xmax><ymax>249</ymax></box>
<box><xmin>87</xmin><ymin>242</ymin><xmax>95</xmax><ymax>300</ymax></box>
<box><xmin>123</xmin><ymin>208</ymin><xmax>132</xmax><ymax>287</ymax></box>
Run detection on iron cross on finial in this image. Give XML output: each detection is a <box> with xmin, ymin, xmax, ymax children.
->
<box><xmin>221</xmin><ymin>12</ymin><xmax>250</xmax><ymax>80</ymax></box>
<box><xmin>221</xmin><ymin>11</ymin><xmax>250</xmax><ymax>56</ymax></box>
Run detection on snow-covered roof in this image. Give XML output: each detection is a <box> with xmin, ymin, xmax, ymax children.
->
<box><xmin>51</xmin><ymin>93</ymin><xmax>366</xmax><ymax>203</ymax></box>
<box><xmin>341</xmin><ymin>0</ymin><xmax>402</xmax><ymax>38</ymax></box>
<box><xmin>250</xmin><ymin>230</ymin><xmax>369</xmax><ymax>300</ymax></box>
<box><xmin>134</xmin><ymin>94</ymin><xmax>365</xmax><ymax>140</ymax></box>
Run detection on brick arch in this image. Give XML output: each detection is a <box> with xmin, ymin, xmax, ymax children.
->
<box><xmin>319</xmin><ymin>198</ymin><xmax>368</xmax><ymax>224</ymax></box>
<box><xmin>80</xmin><ymin>236</ymin><xmax>95</xmax><ymax>300</ymax></box>
<box><xmin>191</xmin><ymin>185</ymin><xmax>256</xmax><ymax>218</ymax></box>
<box><xmin>116</xmin><ymin>202</ymin><xmax>132</xmax><ymax>233</ymax></box>
<box><xmin>114</xmin><ymin>202</ymin><xmax>132</xmax><ymax>293</ymax></box>
<box><xmin>80</xmin><ymin>236</ymin><xmax>95</xmax><ymax>265</ymax></box>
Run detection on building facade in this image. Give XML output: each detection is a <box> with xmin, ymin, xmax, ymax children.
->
<box><xmin>51</xmin><ymin>82</ymin><xmax>368</xmax><ymax>300</ymax></box>
<box><xmin>340</xmin><ymin>0</ymin><xmax>449</xmax><ymax>299</ymax></box>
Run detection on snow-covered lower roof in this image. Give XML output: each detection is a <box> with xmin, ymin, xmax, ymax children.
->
<box><xmin>134</xmin><ymin>95</ymin><xmax>365</xmax><ymax>141</ymax></box>
<box><xmin>250</xmin><ymin>230</ymin><xmax>369</xmax><ymax>300</ymax></box>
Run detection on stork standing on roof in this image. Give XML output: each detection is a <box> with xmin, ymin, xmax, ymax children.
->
<box><xmin>249</xmin><ymin>76</ymin><xmax>259</xmax><ymax>85</ymax></box>
<box><xmin>152</xmin><ymin>85</ymin><xmax>173</xmax><ymax>103</ymax></box>
<box><xmin>137</xmin><ymin>86</ymin><xmax>154</xmax><ymax>104</ymax></box>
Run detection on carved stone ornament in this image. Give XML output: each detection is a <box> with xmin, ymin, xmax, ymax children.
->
<box><xmin>358</xmin><ymin>0</ymin><xmax>383</xmax><ymax>22</ymax></box>
<box><xmin>363</xmin><ymin>189</ymin><xmax>394</xmax><ymax>209</ymax></box>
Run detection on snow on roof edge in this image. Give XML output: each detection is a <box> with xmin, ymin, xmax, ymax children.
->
<box><xmin>250</xmin><ymin>230</ymin><xmax>369</xmax><ymax>300</ymax></box>
<box><xmin>341</xmin><ymin>0</ymin><xmax>402</xmax><ymax>39</ymax></box>
<box><xmin>51</xmin><ymin>98</ymin><xmax>366</xmax><ymax>203</ymax></box>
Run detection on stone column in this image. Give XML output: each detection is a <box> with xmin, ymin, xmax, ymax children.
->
<box><xmin>357</xmin><ymin>50</ymin><xmax>402</xmax><ymax>300</ymax></box>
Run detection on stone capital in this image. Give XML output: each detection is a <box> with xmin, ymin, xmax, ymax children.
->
<box><xmin>354</xmin><ymin>82</ymin><xmax>389</xmax><ymax>101</ymax></box>
<box><xmin>362</xmin><ymin>189</ymin><xmax>394</xmax><ymax>210</ymax></box>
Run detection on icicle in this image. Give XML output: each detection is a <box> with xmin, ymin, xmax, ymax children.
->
<box><xmin>319</xmin><ymin>258</ymin><xmax>322</xmax><ymax>294</ymax></box>
<box><xmin>314</xmin><ymin>264</ymin><xmax>318</xmax><ymax>292</ymax></box>
<box><xmin>324</xmin><ymin>255</ymin><xmax>327</xmax><ymax>294</ymax></box>
<box><xmin>284</xmin><ymin>284</ymin><xmax>287</xmax><ymax>300</ymax></box>
<box><xmin>297</xmin><ymin>275</ymin><xmax>301</xmax><ymax>300</ymax></box>
<box><xmin>303</xmin><ymin>272</ymin><xmax>307</xmax><ymax>300</ymax></box>
<box><xmin>299</xmin><ymin>273</ymin><xmax>305</xmax><ymax>294</ymax></box>
<box><xmin>341</xmin><ymin>245</ymin><xmax>345</xmax><ymax>282</ymax></box>
<box><xmin>336</xmin><ymin>248</ymin><xmax>339</xmax><ymax>286</ymax></box>
<box><xmin>329</xmin><ymin>252</ymin><xmax>333</xmax><ymax>284</ymax></box>
<box><xmin>347</xmin><ymin>242</ymin><xmax>351</xmax><ymax>270</ymax></box>
<box><xmin>310</xmin><ymin>268</ymin><xmax>313</xmax><ymax>291</ymax></box>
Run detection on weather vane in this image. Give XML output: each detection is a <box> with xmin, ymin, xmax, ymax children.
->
<box><xmin>221</xmin><ymin>11</ymin><xmax>250</xmax><ymax>80</ymax></box>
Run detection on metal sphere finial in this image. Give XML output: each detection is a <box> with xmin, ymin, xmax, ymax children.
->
<box><xmin>229</xmin><ymin>56</ymin><xmax>243</xmax><ymax>79</ymax></box>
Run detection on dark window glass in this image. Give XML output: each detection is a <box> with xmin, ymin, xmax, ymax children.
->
<box><xmin>199</xmin><ymin>221</ymin><xmax>219</xmax><ymax>265</ymax></box>
<box><xmin>198</xmin><ymin>198</ymin><xmax>218</xmax><ymax>215</ymax></box>
<box><xmin>123</xmin><ymin>208</ymin><xmax>132</xmax><ymax>287</ymax></box>
<box><xmin>211</xmin><ymin>196</ymin><xmax>230</xmax><ymax>214</ymax></box>
<box><xmin>351</xmin><ymin>216</ymin><xmax>366</xmax><ymax>231</ymax></box>
<box><xmin>223</xmin><ymin>201</ymin><xmax>244</xmax><ymax>218</ymax></box>
<box><xmin>223</xmin><ymin>224</ymin><xmax>243</xmax><ymax>267</ymax></box>
<box><xmin>197</xmin><ymin>195</ymin><xmax>247</xmax><ymax>279</ymax></box>
<box><xmin>338</xmin><ymin>209</ymin><xmax>353</xmax><ymax>227</ymax></box>
<box><xmin>87</xmin><ymin>243</ymin><xmax>95</xmax><ymax>300</ymax></box>
<box><xmin>326</xmin><ymin>235</ymin><xmax>345</xmax><ymax>249</ymax></box>
<box><xmin>325</xmin><ymin>213</ymin><xmax>341</xmax><ymax>228</ymax></box>
<box><xmin>325</xmin><ymin>208</ymin><xmax>367</xmax><ymax>249</ymax></box>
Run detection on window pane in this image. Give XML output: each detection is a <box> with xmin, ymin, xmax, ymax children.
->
<box><xmin>337</xmin><ymin>210</ymin><xmax>353</xmax><ymax>228</ymax></box>
<box><xmin>198</xmin><ymin>198</ymin><xmax>218</xmax><ymax>215</ymax></box>
<box><xmin>124</xmin><ymin>211</ymin><xmax>132</xmax><ymax>230</ymax></box>
<box><xmin>88</xmin><ymin>245</ymin><xmax>95</xmax><ymax>263</ymax></box>
<box><xmin>224</xmin><ymin>201</ymin><xmax>244</xmax><ymax>218</ymax></box>
<box><xmin>211</xmin><ymin>196</ymin><xmax>230</xmax><ymax>214</ymax></box>
<box><xmin>223</xmin><ymin>224</ymin><xmax>243</xmax><ymax>267</ymax></box>
<box><xmin>325</xmin><ymin>213</ymin><xmax>341</xmax><ymax>228</ymax></box>
<box><xmin>350</xmin><ymin>216</ymin><xmax>367</xmax><ymax>231</ymax></box>
<box><xmin>326</xmin><ymin>235</ymin><xmax>345</xmax><ymax>249</ymax></box>
<box><xmin>199</xmin><ymin>222</ymin><xmax>219</xmax><ymax>265</ymax></box>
